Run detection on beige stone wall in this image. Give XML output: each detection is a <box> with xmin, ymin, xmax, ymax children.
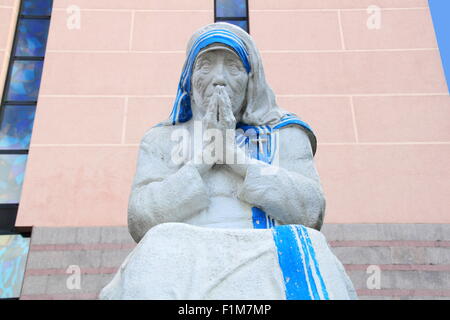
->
<box><xmin>15</xmin><ymin>0</ymin><xmax>450</xmax><ymax>227</ymax></box>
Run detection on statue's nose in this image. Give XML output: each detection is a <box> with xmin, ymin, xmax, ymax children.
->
<box><xmin>212</xmin><ymin>75</ymin><xmax>226</xmax><ymax>87</ymax></box>
<box><xmin>212</xmin><ymin>64</ymin><xmax>227</xmax><ymax>87</ymax></box>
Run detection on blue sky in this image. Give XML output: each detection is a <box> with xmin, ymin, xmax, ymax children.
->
<box><xmin>429</xmin><ymin>0</ymin><xmax>450</xmax><ymax>93</ymax></box>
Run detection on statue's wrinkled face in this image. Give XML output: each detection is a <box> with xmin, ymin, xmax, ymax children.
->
<box><xmin>191</xmin><ymin>44</ymin><xmax>249</xmax><ymax>120</ymax></box>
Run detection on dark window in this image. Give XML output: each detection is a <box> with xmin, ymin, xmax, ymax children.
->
<box><xmin>0</xmin><ymin>230</ymin><xmax>31</xmax><ymax>299</ymax></box>
<box><xmin>15</xmin><ymin>19</ymin><xmax>51</xmax><ymax>57</ymax></box>
<box><xmin>0</xmin><ymin>105</ymin><xmax>36</xmax><ymax>150</ymax></box>
<box><xmin>21</xmin><ymin>0</ymin><xmax>53</xmax><ymax>16</ymax></box>
<box><xmin>0</xmin><ymin>0</ymin><xmax>53</xmax><ymax>232</ymax></box>
<box><xmin>6</xmin><ymin>60</ymin><xmax>44</xmax><ymax>102</ymax></box>
<box><xmin>214</xmin><ymin>0</ymin><xmax>249</xmax><ymax>33</ymax></box>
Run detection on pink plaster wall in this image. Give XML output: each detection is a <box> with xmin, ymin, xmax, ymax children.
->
<box><xmin>250</xmin><ymin>1</ymin><xmax>449</xmax><ymax>224</ymax></box>
<box><xmin>16</xmin><ymin>0</ymin><xmax>211</xmax><ymax>227</ymax></box>
<box><xmin>15</xmin><ymin>0</ymin><xmax>450</xmax><ymax>227</ymax></box>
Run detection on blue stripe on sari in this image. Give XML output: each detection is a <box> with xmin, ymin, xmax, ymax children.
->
<box><xmin>272</xmin><ymin>225</ymin><xmax>329</xmax><ymax>300</ymax></box>
<box><xmin>294</xmin><ymin>226</ymin><xmax>320</xmax><ymax>300</ymax></box>
<box><xmin>298</xmin><ymin>226</ymin><xmax>330</xmax><ymax>299</ymax></box>
<box><xmin>251</xmin><ymin>207</ymin><xmax>267</xmax><ymax>229</ymax></box>
<box><xmin>236</xmin><ymin>113</ymin><xmax>316</xmax><ymax>163</ymax></box>
<box><xmin>251</xmin><ymin>207</ymin><xmax>276</xmax><ymax>229</ymax></box>
<box><xmin>272</xmin><ymin>225</ymin><xmax>311</xmax><ymax>299</ymax></box>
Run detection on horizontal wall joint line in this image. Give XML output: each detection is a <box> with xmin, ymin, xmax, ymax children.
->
<box><xmin>25</xmin><ymin>267</ymin><xmax>118</xmax><ymax>276</ymax></box>
<box><xmin>52</xmin><ymin>8</ymin><xmax>213</xmax><ymax>13</ymax></box>
<box><xmin>356</xmin><ymin>289</ymin><xmax>450</xmax><ymax>297</ymax></box>
<box><xmin>260</xmin><ymin>48</ymin><xmax>438</xmax><ymax>53</ymax></box>
<box><xmin>46</xmin><ymin>50</ymin><xmax>185</xmax><ymax>53</ymax></box>
<box><xmin>329</xmin><ymin>240</ymin><xmax>450</xmax><ymax>247</ymax></box>
<box><xmin>24</xmin><ymin>264</ymin><xmax>450</xmax><ymax>278</ymax></box>
<box><xmin>30</xmin><ymin>242</ymin><xmax>136</xmax><ymax>251</ymax></box>
<box><xmin>31</xmin><ymin>144</ymin><xmax>139</xmax><ymax>147</ymax></box>
<box><xmin>318</xmin><ymin>142</ymin><xmax>450</xmax><ymax>146</ymax></box>
<box><xmin>344</xmin><ymin>264</ymin><xmax>450</xmax><ymax>272</ymax></box>
<box><xmin>250</xmin><ymin>7</ymin><xmax>429</xmax><ymax>13</ymax></box>
<box><xmin>20</xmin><ymin>293</ymin><xmax>99</xmax><ymax>300</ymax></box>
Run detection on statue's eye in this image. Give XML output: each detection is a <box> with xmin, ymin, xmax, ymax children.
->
<box><xmin>197</xmin><ymin>60</ymin><xmax>211</xmax><ymax>73</ymax></box>
<box><xmin>227</xmin><ymin>61</ymin><xmax>242</xmax><ymax>75</ymax></box>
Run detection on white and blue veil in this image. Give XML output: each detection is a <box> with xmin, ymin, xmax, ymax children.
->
<box><xmin>158</xmin><ymin>22</ymin><xmax>317</xmax><ymax>156</ymax></box>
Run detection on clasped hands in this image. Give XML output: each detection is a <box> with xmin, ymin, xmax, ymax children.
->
<box><xmin>189</xmin><ymin>86</ymin><xmax>253</xmax><ymax>175</ymax></box>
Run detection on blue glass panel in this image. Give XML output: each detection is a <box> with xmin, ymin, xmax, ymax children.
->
<box><xmin>15</xmin><ymin>19</ymin><xmax>50</xmax><ymax>57</ymax></box>
<box><xmin>220</xmin><ymin>20</ymin><xmax>248</xmax><ymax>32</ymax></box>
<box><xmin>21</xmin><ymin>0</ymin><xmax>53</xmax><ymax>16</ymax></box>
<box><xmin>6</xmin><ymin>60</ymin><xmax>44</xmax><ymax>102</ymax></box>
<box><xmin>429</xmin><ymin>0</ymin><xmax>450</xmax><ymax>94</ymax></box>
<box><xmin>0</xmin><ymin>105</ymin><xmax>36</xmax><ymax>149</ymax></box>
<box><xmin>216</xmin><ymin>0</ymin><xmax>247</xmax><ymax>17</ymax></box>
<box><xmin>0</xmin><ymin>155</ymin><xmax>27</xmax><ymax>203</ymax></box>
<box><xmin>0</xmin><ymin>234</ymin><xmax>30</xmax><ymax>298</ymax></box>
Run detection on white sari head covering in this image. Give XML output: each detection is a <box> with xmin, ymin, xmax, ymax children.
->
<box><xmin>161</xmin><ymin>22</ymin><xmax>286</xmax><ymax>126</ymax></box>
<box><xmin>159</xmin><ymin>22</ymin><xmax>317</xmax><ymax>155</ymax></box>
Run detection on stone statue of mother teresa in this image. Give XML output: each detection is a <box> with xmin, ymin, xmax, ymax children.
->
<box><xmin>100</xmin><ymin>23</ymin><xmax>357</xmax><ymax>300</ymax></box>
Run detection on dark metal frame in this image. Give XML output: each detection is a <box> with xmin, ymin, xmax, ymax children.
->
<box><xmin>214</xmin><ymin>0</ymin><xmax>250</xmax><ymax>33</ymax></box>
<box><xmin>0</xmin><ymin>0</ymin><xmax>52</xmax><ymax>233</ymax></box>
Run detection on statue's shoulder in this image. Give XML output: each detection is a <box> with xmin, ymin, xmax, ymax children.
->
<box><xmin>274</xmin><ymin>114</ymin><xmax>317</xmax><ymax>157</ymax></box>
<box><xmin>278</xmin><ymin>126</ymin><xmax>314</xmax><ymax>160</ymax></box>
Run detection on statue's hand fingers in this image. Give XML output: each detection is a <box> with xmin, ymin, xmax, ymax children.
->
<box><xmin>219</xmin><ymin>86</ymin><xmax>232</xmax><ymax>110</ymax></box>
<box><xmin>203</xmin><ymin>94</ymin><xmax>218</xmax><ymax>128</ymax></box>
<box><xmin>217</xmin><ymin>88</ymin><xmax>236</xmax><ymax>129</ymax></box>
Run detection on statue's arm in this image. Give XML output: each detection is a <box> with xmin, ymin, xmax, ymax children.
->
<box><xmin>128</xmin><ymin>128</ymin><xmax>210</xmax><ymax>242</ymax></box>
<box><xmin>234</xmin><ymin>126</ymin><xmax>326</xmax><ymax>230</ymax></box>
